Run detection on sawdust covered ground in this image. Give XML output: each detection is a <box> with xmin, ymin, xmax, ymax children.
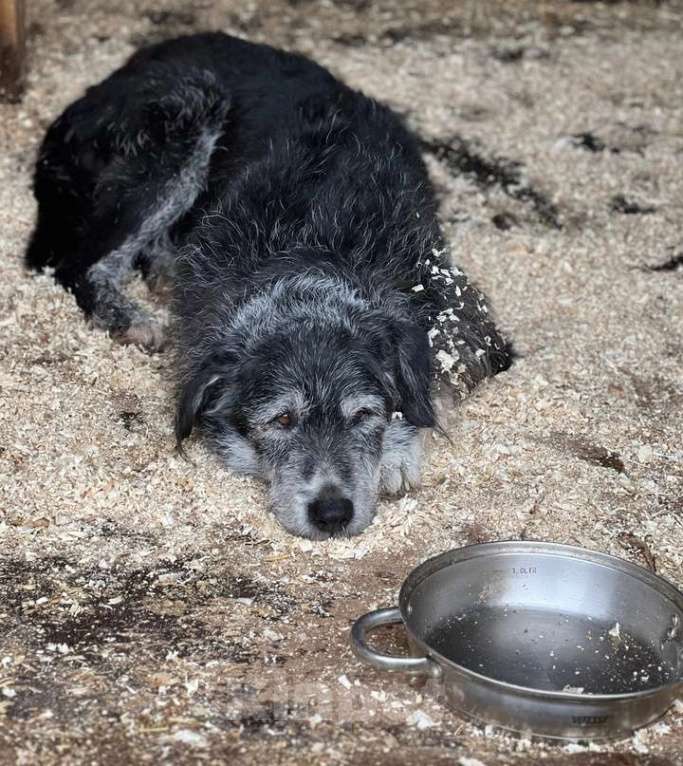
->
<box><xmin>1</xmin><ymin>1</ymin><xmax>682</xmax><ymax>763</ymax></box>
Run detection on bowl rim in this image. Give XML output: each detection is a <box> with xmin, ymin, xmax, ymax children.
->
<box><xmin>398</xmin><ymin>539</ymin><xmax>683</xmax><ymax>703</ymax></box>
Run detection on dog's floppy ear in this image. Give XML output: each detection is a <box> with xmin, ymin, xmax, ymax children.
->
<box><xmin>392</xmin><ymin>321</ymin><xmax>435</xmax><ymax>428</ymax></box>
<box><xmin>175</xmin><ymin>351</ymin><xmax>238</xmax><ymax>445</ymax></box>
<box><xmin>366</xmin><ymin>313</ymin><xmax>435</xmax><ymax>428</ymax></box>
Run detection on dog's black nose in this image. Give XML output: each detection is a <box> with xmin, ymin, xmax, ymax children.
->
<box><xmin>308</xmin><ymin>491</ymin><xmax>353</xmax><ymax>533</ymax></box>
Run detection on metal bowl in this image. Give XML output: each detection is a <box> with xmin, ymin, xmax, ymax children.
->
<box><xmin>351</xmin><ymin>541</ymin><xmax>683</xmax><ymax>740</ymax></box>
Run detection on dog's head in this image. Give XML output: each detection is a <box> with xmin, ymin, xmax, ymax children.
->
<box><xmin>175</xmin><ymin>297</ymin><xmax>434</xmax><ymax>539</ymax></box>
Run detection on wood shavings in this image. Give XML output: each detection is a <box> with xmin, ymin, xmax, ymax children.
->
<box><xmin>169</xmin><ymin>730</ymin><xmax>208</xmax><ymax>747</ymax></box>
<box><xmin>632</xmin><ymin>730</ymin><xmax>650</xmax><ymax>754</ymax></box>
<box><xmin>436</xmin><ymin>349</ymin><xmax>457</xmax><ymax>372</ymax></box>
<box><xmin>329</xmin><ymin>543</ymin><xmax>369</xmax><ymax>560</ymax></box>
<box><xmin>183</xmin><ymin>678</ymin><xmax>199</xmax><ymax>696</ymax></box>
<box><xmin>617</xmin><ymin>531</ymin><xmax>657</xmax><ymax>572</ymax></box>
<box><xmin>406</xmin><ymin>710</ymin><xmax>435</xmax><ymax>729</ymax></box>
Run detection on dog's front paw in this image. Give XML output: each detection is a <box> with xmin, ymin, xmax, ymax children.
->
<box><xmin>113</xmin><ymin>319</ymin><xmax>167</xmax><ymax>353</ymax></box>
<box><xmin>380</xmin><ymin>461</ymin><xmax>421</xmax><ymax>495</ymax></box>
<box><xmin>379</xmin><ymin>421</ymin><xmax>422</xmax><ymax>495</ymax></box>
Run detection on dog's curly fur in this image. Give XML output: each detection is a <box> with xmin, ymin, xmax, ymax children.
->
<box><xmin>26</xmin><ymin>33</ymin><xmax>512</xmax><ymax>538</ymax></box>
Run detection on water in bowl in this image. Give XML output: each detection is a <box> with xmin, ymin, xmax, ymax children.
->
<box><xmin>425</xmin><ymin>605</ymin><xmax>674</xmax><ymax>695</ymax></box>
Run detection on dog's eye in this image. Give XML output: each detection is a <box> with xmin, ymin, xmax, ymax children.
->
<box><xmin>274</xmin><ymin>412</ymin><xmax>294</xmax><ymax>428</ymax></box>
<box><xmin>350</xmin><ymin>408</ymin><xmax>374</xmax><ymax>426</ymax></box>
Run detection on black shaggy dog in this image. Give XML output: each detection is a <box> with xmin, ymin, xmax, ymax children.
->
<box><xmin>27</xmin><ymin>33</ymin><xmax>512</xmax><ymax>538</ymax></box>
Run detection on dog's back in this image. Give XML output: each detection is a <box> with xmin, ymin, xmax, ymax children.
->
<box><xmin>26</xmin><ymin>36</ymin><xmax>426</xmax><ymax>299</ymax></box>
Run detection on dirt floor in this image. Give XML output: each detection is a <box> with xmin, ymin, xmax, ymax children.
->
<box><xmin>1</xmin><ymin>0</ymin><xmax>682</xmax><ymax>763</ymax></box>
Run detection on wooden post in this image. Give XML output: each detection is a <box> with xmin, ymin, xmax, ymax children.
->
<box><xmin>0</xmin><ymin>0</ymin><xmax>26</xmax><ymax>101</ymax></box>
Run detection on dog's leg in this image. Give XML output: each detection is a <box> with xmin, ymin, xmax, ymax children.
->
<box><xmin>135</xmin><ymin>233</ymin><xmax>177</xmax><ymax>296</ymax></box>
<box><xmin>81</xmin><ymin>96</ymin><xmax>227</xmax><ymax>350</ymax></box>
<box><xmin>423</xmin><ymin>258</ymin><xmax>513</xmax><ymax>398</ymax></box>
<box><xmin>28</xmin><ymin>66</ymin><xmax>229</xmax><ymax>351</ymax></box>
<box><xmin>379</xmin><ymin>418</ymin><xmax>422</xmax><ymax>495</ymax></box>
<box><xmin>85</xmin><ymin>243</ymin><xmax>166</xmax><ymax>351</ymax></box>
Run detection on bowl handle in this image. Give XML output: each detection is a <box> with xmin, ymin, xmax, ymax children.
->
<box><xmin>350</xmin><ymin>607</ymin><xmax>441</xmax><ymax>677</ymax></box>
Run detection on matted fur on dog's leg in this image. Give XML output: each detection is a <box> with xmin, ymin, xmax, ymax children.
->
<box><xmin>379</xmin><ymin>418</ymin><xmax>423</xmax><ymax>495</ymax></box>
